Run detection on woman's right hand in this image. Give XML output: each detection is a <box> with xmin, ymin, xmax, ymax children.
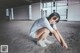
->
<box><xmin>62</xmin><ymin>42</ymin><xmax>68</xmax><ymax>49</ymax></box>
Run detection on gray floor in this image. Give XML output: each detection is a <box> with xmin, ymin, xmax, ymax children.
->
<box><xmin>0</xmin><ymin>20</ymin><xmax>80</xmax><ymax>53</ymax></box>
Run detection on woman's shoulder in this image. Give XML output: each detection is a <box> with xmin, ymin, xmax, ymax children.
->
<box><xmin>36</xmin><ymin>18</ymin><xmax>46</xmax><ymax>21</ymax></box>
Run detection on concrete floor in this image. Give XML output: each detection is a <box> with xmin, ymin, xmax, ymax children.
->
<box><xmin>0</xmin><ymin>20</ymin><xmax>80</xmax><ymax>53</ymax></box>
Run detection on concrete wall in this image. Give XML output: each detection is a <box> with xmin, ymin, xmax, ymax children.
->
<box><xmin>67</xmin><ymin>1</ymin><xmax>80</xmax><ymax>21</ymax></box>
<box><xmin>0</xmin><ymin>8</ymin><xmax>7</xmax><ymax>20</ymax></box>
<box><xmin>0</xmin><ymin>3</ymin><xmax>41</xmax><ymax>21</ymax></box>
<box><xmin>13</xmin><ymin>5</ymin><xmax>29</xmax><ymax>20</ymax></box>
<box><xmin>31</xmin><ymin>2</ymin><xmax>41</xmax><ymax>20</ymax></box>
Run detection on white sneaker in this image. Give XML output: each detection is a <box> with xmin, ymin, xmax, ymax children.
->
<box><xmin>44</xmin><ymin>38</ymin><xmax>53</xmax><ymax>44</ymax></box>
<box><xmin>37</xmin><ymin>40</ymin><xmax>47</xmax><ymax>47</ymax></box>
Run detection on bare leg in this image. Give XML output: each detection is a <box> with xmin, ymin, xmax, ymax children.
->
<box><xmin>35</xmin><ymin>28</ymin><xmax>53</xmax><ymax>47</ymax></box>
<box><xmin>36</xmin><ymin>27</ymin><xmax>50</xmax><ymax>41</ymax></box>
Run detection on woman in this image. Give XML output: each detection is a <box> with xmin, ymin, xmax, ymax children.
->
<box><xmin>29</xmin><ymin>12</ymin><xmax>68</xmax><ymax>49</ymax></box>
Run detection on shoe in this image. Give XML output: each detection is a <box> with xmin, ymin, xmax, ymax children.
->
<box><xmin>37</xmin><ymin>40</ymin><xmax>47</xmax><ymax>47</ymax></box>
<box><xmin>44</xmin><ymin>38</ymin><xmax>53</xmax><ymax>44</ymax></box>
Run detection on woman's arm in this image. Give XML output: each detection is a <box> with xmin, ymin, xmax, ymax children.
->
<box><xmin>55</xmin><ymin>30</ymin><xmax>68</xmax><ymax>49</ymax></box>
<box><xmin>51</xmin><ymin>30</ymin><xmax>61</xmax><ymax>44</ymax></box>
<box><xmin>51</xmin><ymin>29</ymin><xmax>68</xmax><ymax>49</ymax></box>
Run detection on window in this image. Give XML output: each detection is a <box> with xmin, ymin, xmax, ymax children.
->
<box><xmin>41</xmin><ymin>1</ymin><xmax>68</xmax><ymax>20</ymax></box>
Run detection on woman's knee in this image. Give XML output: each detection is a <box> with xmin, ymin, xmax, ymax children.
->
<box><xmin>36</xmin><ymin>27</ymin><xmax>50</xmax><ymax>36</ymax></box>
<box><xmin>42</xmin><ymin>28</ymin><xmax>50</xmax><ymax>33</ymax></box>
<box><xmin>36</xmin><ymin>28</ymin><xmax>50</xmax><ymax>39</ymax></box>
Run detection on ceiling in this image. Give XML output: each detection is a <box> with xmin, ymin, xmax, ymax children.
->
<box><xmin>0</xmin><ymin>0</ymin><xmax>79</xmax><ymax>8</ymax></box>
<box><xmin>0</xmin><ymin>0</ymin><xmax>31</xmax><ymax>8</ymax></box>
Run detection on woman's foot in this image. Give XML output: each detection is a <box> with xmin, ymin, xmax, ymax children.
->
<box><xmin>37</xmin><ymin>40</ymin><xmax>47</xmax><ymax>47</ymax></box>
<box><xmin>44</xmin><ymin>38</ymin><xmax>53</xmax><ymax>44</ymax></box>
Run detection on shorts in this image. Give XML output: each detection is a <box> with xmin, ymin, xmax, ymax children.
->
<box><xmin>29</xmin><ymin>32</ymin><xmax>37</xmax><ymax>38</ymax></box>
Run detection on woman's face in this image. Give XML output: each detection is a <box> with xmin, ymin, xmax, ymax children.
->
<box><xmin>49</xmin><ymin>16</ymin><xmax>58</xmax><ymax>24</ymax></box>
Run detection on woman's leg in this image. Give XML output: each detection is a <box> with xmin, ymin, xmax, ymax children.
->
<box><xmin>35</xmin><ymin>27</ymin><xmax>50</xmax><ymax>41</ymax></box>
<box><xmin>35</xmin><ymin>28</ymin><xmax>53</xmax><ymax>47</ymax></box>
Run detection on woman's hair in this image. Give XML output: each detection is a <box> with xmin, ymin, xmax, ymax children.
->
<box><xmin>47</xmin><ymin>12</ymin><xmax>60</xmax><ymax>23</ymax></box>
<box><xmin>47</xmin><ymin>12</ymin><xmax>60</xmax><ymax>36</ymax></box>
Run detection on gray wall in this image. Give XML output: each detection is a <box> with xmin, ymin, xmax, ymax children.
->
<box><xmin>68</xmin><ymin>1</ymin><xmax>80</xmax><ymax>21</ymax></box>
<box><xmin>31</xmin><ymin>2</ymin><xmax>41</xmax><ymax>20</ymax></box>
<box><xmin>0</xmin><ymin>8</ymin><xmax>7</xmax><ymax>20</ymax></box>
<box><xmin>13</xmin><ymin>5</ymin><xmax>29</xmax><ymax>20</ymax></box>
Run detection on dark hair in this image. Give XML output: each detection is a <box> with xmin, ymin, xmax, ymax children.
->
<box><xmin>47</xmin><ymin>12</ymin><xmax>60</xmax><ymax>23</ymax></box>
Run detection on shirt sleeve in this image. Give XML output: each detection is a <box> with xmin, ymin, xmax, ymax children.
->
<box><xmin>42</xmin><ymin>18</ymin><xmax>53</xmax><ymax>32</ymax></box>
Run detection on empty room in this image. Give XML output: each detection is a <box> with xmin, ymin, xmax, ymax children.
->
<box><xmin>0</xmin><ymin>0</ymin><xmax>80</xmax><ymax>53</ymax></box>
